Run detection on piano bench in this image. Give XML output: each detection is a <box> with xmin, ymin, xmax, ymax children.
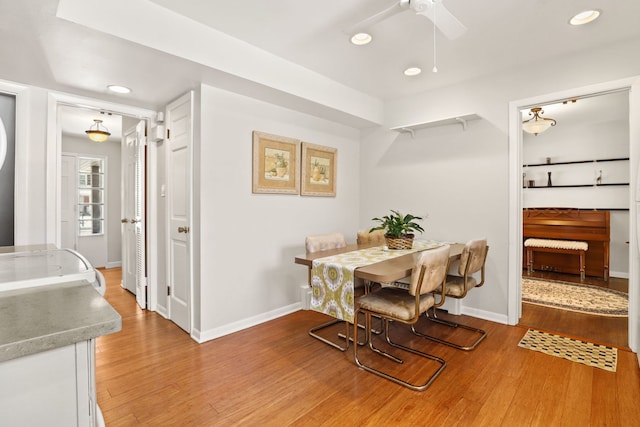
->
<box><xmin>524</xmin><ymin>238</ymin><xmax>588</xmax><ymax>280</ymax></box>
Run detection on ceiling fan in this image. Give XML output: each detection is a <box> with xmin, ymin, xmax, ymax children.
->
<box><xmin>350</xmin><ymin>0</ymin><xmax>467</xmax><ymax>40</ymax></box>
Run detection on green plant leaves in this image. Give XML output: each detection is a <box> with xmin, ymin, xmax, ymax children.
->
<box><xmin>369</xmin><ymin>209</ymin><xmax>424</xmax><ymax>238</ymax></box>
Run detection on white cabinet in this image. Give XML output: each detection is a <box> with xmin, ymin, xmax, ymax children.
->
<box><xmin>0</xmin><ymin>340</ymin><xmax>97</xmax><ymax>427</ymax></box>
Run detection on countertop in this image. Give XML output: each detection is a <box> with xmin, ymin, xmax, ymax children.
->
<box><xmin>0</xmin><ymin>280</ymin><xmax>122</xmax><ymax>362</ymax></box>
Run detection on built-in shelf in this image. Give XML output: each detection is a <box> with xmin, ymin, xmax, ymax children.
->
<box><xmin>391</xmin><ymin>113</ymin><xmax>481</xmax><ymax>137</ymax></box>
<box><xmin>524</xmin><ymin>183</ymin><xmax>629</xmax><ymax>189</ymax></box>
<box><xmin>523</xmin><ymin>157</ymin><xmax>629</xmax><ymax>168</ymax></box>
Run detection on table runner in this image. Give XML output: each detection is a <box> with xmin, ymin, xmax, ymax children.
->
<box><xmin>310</xmin><ymin>241</ymin><xmax>443</xmax><ymax>323</ymax></box>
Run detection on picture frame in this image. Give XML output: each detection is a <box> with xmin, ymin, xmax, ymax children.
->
<box><xmin>252</xmin><ymin>131</ymin><xmax>300</xmax><ymax>194</ymax></box>
<box><xmin>301</xmin><ymin>142</ymin><xmax>337</xmax><ymax>197</ymax></box>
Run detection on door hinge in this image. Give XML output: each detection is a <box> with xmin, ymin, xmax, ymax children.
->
<box><xmin>167</xmin><ymin>285</ymin><xmax>170</xmax><ymax>296</ymax></box>
<box><xmin>166</xmin><ymin>128</ymin><xmax>170</xmax><ymax>139</ymax></box>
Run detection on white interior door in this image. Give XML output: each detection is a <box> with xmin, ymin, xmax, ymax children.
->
<box><xmin>121</xmin><ymin>120</ymin><xmax>147</xmax><ymax>309</ymax></box>
<box><xmin>60</xmin><ymin>154</ymin><xmax>76</xmax><ymax>250</ymax></box>
<box><xmin>166</xmin><ymin>92</ymin><xmax>192</xmax><ymax>333</ymax></box>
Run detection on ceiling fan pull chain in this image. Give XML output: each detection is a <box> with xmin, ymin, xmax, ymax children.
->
<box><xmin>432</xmin><ymin>2</ymin><xmax>438</xmax><ymax>73</ymax></box>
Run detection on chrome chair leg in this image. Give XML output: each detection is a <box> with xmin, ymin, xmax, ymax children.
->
<box><xmin>411</xmin><ymin>309</ymin><xmax>487</xmax><ymax>351</ymax></box>
<box><xmin>309</xmin><ymin>318</ymin><xmax>351</xmax><ymax>352</ymax></box>
<box><xmin>354</xmin><ymin>312</ymin><xmax>446</xmax><ymax>391</ymax></box>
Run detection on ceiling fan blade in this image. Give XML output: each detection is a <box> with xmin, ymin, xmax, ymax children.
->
<box><xmin>416</xmin><ymin>1</ymin><xmax>467</xmax><ymax>40</ymax></box>
<box><xmin>344</xmin><ymin>1</ymin><xmax>404</xmax><ymax>34</ymax></box>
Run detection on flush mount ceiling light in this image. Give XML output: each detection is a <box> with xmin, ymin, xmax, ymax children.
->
<box><xmin>404</xmin><ymin>67</ymin><xmax>422</xmax><ymax>76</ymax></box>
<box><xmin>350</xmin><ymin>32</ymin><xmax>372</xmax><ymax>45</ymax></box>
<box><xmin>570</xmin><ymin>10</ymin><xmax>600</xmax><ymax>25</ymax></box>
<box><xmin>85</xmin><ymin>119</ymin><xmax>111</xmax><ymax>142</ymax></box>
<box><xmin>522</xmin><ymin>107</ymin><xmax>557</xmax><ymax>136</ymax></box>
<box><xmin>107</xmin><ymin>84</ymin><xmax>131</xmax><ymax>94</ymax></box>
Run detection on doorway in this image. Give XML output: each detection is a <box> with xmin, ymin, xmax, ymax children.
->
<box><xmin>519</xmin><ymin>92</ymin><xmax>630</xmax><ymax>348</ymax></box>
<box><xmin>508</xmin><ymin>78</ymin><xmax>640</xmax><ymax>354</ymax></box>
<box><xmin>53</xmin><ymin>98</ymin><xmax>155</xmax><ymax>310</ymax></box>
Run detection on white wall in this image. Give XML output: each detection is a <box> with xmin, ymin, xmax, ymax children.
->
<box><xmin>10</xmin><ymin>85</ymin><xmax>49</xmax><ymax>245</ymax></box>
<box><xmin>196</xmin><ymin>84</ymin><xmax>361</xmax><ymax>340</ymax></box>
<box><xmin>360</xmin><ymin>119</ymin><xmax>509</xmax><ymax>319</ymax></box>
<box><xmin>62</xmin><ymin>134</ymin><xmax>122</xmax><ymax>267</ymax></box>
<box><xmin>363</xmin><ymin>37</ymin><xmax>640</xmax><ymax>321</ymax></box>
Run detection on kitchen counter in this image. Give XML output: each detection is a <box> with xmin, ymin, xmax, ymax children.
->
<box><xmin>0</xmin><ymin>280</ymin><xmax>121</xmax><ymax>362</ymax></box>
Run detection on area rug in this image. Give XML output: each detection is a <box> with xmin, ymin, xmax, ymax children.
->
<box><xmin>518</xmin><ymin>329</ymin><xmax>617</xmax><ymax>372</ymax></box>
<box><xmin>522</xmin><ymin>277</ymin><xmax>628</xmax><ymax>317</ymax></box>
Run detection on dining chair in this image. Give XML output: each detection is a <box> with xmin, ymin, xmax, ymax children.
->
<box><xmin>356</xmin><ymin>229</ymin><xmax>386</xmax><ymax>245</ymax></box>
<box><xmin>305</xmin><ymin>232</ymin><xmax>352</xmax><ymax>351</ymax></box>
<box><xmin>353</xmin><ymin>244</ymin><xmax>450</xmax><ymax>391</ymax></box>
<box><xmin>412</xmin><ymin>238</ymin><xmax>489</xmax><ymax>351</ymax></box>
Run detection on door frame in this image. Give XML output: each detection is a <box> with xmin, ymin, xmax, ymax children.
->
<box><xmin>46</xmin><ymin>92</ymin><xmax>158</xmax><ymax>306</ymax></box>
<box><xmin>508</xmin><ymin>76</ymin><xmax>640</xmax><ymax>354</ymax></box>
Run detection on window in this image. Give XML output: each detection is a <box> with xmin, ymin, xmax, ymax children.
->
<box><xmin>77</xmin><ymin>157</ymin><xmax>104</xmax><ymax>236</ymax></box>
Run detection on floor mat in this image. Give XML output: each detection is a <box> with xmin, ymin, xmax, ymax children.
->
<box><xmin>518</xmin><ymin>329</ymin><xmax>617</xmax><ymax>372</ymax></box>
<box><xmin>522</xmin><ymin>277</ymin><xmax>628</xmax><ymax>317</ymax></box>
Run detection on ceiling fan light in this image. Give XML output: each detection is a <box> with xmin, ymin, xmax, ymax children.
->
<box><xmin>404</xmin><ymin>67</ymin><xmax>422</xmax><ymax>76</ymax></box>
<box><xmin>570</xmin><ymin>10</ymin><xmax>600</xmax><ymax>26</ymax></box>
<box><xmin>85</xmin><ymin>119</ymin><xmax>111</xmax><ymax>142</ymax></box>
<box><xmin>350</xmin><ymin>32</ymin><xmax>372</xmax><ymax>45</ymax></box>
<box><xmin>522</xmin><ymin>107</ymin><xmax>557</xmax><ymax>136</ymax></box>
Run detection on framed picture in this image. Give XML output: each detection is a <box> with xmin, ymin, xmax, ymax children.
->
<box><xmin>252</xmin><ymin>131</ymin><xmax>300</xmax><ymax>194</ymax></box>
<box><xmin>301</xmin><ymin>142</ymin><xmax>337</xmax><ymax>197</ymax></box>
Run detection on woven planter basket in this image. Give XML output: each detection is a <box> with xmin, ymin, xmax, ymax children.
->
<box><xmin>385</xmin><ymin>234</ymin><xmax>414</xmax><ymax>250</ymax></box>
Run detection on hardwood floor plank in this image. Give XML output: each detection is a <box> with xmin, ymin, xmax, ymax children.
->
<box><xmin>95</xmin><ymin>268</ymin><xmax>640</xmax><ymax>426</ymax></box>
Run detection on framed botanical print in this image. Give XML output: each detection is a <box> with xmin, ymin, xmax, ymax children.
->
<box><xmin>301</xmin><ymin>142</ymin><xmax>337</xmax><ymax>197</ymax></box>
<box><xmin>252</xmin><ymin>131</ymin><xmax>300</xmax><ymax>194</ymax></box>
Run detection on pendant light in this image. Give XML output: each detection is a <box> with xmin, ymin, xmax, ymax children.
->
<box><xmin>522</xmin><ymin>107</ymin><xmax>557</xmax><ymax>136</ymax></box>
<box><xmin>85</xmin><ymin>119</ymin><xmax>111</xmax><ymax>142</ymax></box>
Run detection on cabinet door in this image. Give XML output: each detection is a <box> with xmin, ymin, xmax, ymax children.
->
<box><xmin>0</xmin><ymin>342</ymin><xmax>96</xmax><ymax>427</ymax></box>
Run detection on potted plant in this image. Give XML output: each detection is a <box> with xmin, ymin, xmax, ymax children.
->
<box><xmin>370</xmin><ymin>210</ymin><xmax>425</xmax><ymax>249</ymax></box>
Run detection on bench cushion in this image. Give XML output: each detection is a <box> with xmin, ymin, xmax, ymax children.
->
<box><xmin>524</xmin><ymin>238</ymin><xmax>588</xmax><ymax>251</ymax></box>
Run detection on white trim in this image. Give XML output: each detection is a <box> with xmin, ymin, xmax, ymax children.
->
<box><xmin>0</xmin><ymin>80</ymin><xmax>28</xmax><ymax>245</ymax></box>
<box><xmin>192</xmin><ymin>303</ymin><xmax>303</xmax><ymax>344</ymax></box>
<box><xmin>106</xmin><ymin>261</ymin><xmax>122</xmax><ymax>269</ymax></box>
<box><xmin>509</xmin><ymin>76</ymin><xmax>639</xmax><ymax>351</ymax></box>
<box><xmin>610</xmin><ymin>271</ymin><xmax>630</xmax><ymax>279</ymax></box>
<box><xmin>461</xmin><ymin>306</ymin><xmax>509</xmax><ymax>326</ymax></box>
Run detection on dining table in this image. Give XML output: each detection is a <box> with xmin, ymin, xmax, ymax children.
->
<box><xmin>295</xmin><ymin>240</ymin><xmax>464</xmax><ymax>323</ymax></box>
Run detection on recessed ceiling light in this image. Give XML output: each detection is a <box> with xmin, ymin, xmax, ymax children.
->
<box><xmin>403</xmin><ymin>67</ymin><xmax>422</xmax><ymax>77</ymax></box>
<box><xmin>350</xmin><ymin>32</ymin><xmax>372</xmax><ymax>45</ymax></box>
<box><xmin>107</xmin><ymin>85</ymin><xmax>131</xmax><ymax>94</ymax></box>
<box><xmin>569</xmin><ymin>10</ymin><xmax>600</xmax><ymax>26</ymax></box>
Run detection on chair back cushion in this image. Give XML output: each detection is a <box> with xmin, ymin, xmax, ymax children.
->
<box><xmin>408</xmin><ymin>244</ymin><xmax>450</xmax><ymax>296</ymax></box>
<box><xmin>458</xmin><ymin>238</ymin><xmax>487</xmax><ymax>276</ymax></box>
<box><xmin>356</xmin><ymin>229</ymin><xmax>386</xmax><ymax>245</ymax></box>
<box><xmin>305</xmin><ymin>233</ymin><xmax>347</xmax><ymax>253</ymax></box>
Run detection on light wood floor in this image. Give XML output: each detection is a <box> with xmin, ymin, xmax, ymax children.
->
<box><xmin>96</xmin><ymin>268</ymin><xmax>640</xmax><ymax>426</ymax></box>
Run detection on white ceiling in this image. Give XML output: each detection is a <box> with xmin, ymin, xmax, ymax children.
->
<box><xmin>2</xmin><ymin>0</ymin><xmax>639</xmax><ymax>131</ymax></box>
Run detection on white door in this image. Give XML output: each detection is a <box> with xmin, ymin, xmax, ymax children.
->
<box><xmin>121</xmin><ymin>120</ymin><xmax>147</xmax><ymax>309</ymax></box>
<box><xmin>61</xmin><ymin>154</ymin><xmax>77</xmax><ymax>250</ymax></box>
<box><xmin>166</xmin><ymin>92</ymin><xmax>193</xmax><ymax>333</ymax></box>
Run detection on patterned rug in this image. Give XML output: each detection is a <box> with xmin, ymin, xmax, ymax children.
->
<box><xmin>522</xmin><ymin>277</ymin><xmax>628</xmax><ymax>317</ymax></box>
<box><xmin>518</xmin><ymin>329</ymin><xmax>617</xmax><ymax>372</ymax></box>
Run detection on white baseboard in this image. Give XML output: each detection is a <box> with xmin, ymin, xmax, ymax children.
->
<box><xmin>610</xmin><ymin>270</ymin><xmax>629</xmax><ymax>279</ymax></box>
<box><xmin>193</xmin><ymin>302</ymin><xmax>303</xmax><ymax>344</ymax></box>
<box><xmin>461</xmin><ymin>306</ymin><xmax>509</xmax><ymax>325</ymax></box>
<box><xmin>106</xmin><ymin>261</ymin><xmax>122</xmax><ymax>269</ymax></box>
